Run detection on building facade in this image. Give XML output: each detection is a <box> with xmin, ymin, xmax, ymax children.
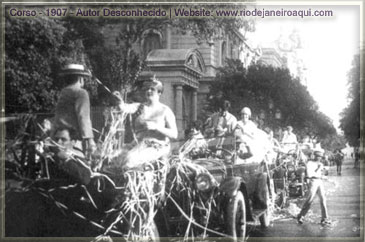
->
<box><xmin>257</xmin><ymin>48</ymin><xmax>285</xmax><ymax>68</ymax></box>
<box><xmin>103</xmin><ymin>24</ymin><xmax>260</xmax><ymax>139</ymax></box>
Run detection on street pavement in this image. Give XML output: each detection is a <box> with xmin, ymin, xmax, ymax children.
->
<box><xmin>2</xmin><ymin>155</ymin><xmax>362</xmax><ymax>241</ymax></box>
<box><xmin>247</xmin><ymin>158</ymin><xmax>363</xmax><ymax>241</ymax></box>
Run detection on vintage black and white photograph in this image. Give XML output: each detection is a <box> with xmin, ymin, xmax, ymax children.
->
<box><xmin>1</xmin><ymin>1</ymin><xmax>363</xmax><ymax>242</ymax></box>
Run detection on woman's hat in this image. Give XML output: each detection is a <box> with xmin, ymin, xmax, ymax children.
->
<box><xmin>59</xmin><ymin>64</ymin><xmax>92</xmax><ymax>77</ymax></box>
<box><xmin>142</xmin><ymin>75</ymin><xmax>164</xmax><ymax>93</ymax></box>
<box><xmin>241</xmin><ymin>107</ymin><xmax>252</xmax><ymax>117</ymax></box>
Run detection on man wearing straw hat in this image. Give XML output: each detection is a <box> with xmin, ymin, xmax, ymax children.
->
<box><xmin>53</xmin><ymin>64</ymin><xmax>96</xmax><ymax>160</ymax></box>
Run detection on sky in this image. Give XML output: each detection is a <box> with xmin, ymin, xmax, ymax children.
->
<box><xmin>246</xmin><ymin>4</ymin><xmax>361</xmax><ymax>130</ymax></box>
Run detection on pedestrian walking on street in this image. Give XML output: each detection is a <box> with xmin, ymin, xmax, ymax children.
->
<box><xmin>334</xmin><ymin>149</ymin><xmax>344</xmax><ymax>175</ymax></box>
<box><xmin>297</xmin><ymin>150</ymin><xmax>331</xmax><ymax>225</ymax></box>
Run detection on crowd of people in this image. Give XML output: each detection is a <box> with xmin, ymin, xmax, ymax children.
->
<box><xmin>185</xmin><ymin>98</ymin><xmax>329</xmax><ymax>165</ymax></box>
<box><xmin>38</xmin><ymin>64</ymin><xmax>353</xmax><ymax>177</ymax></box>
<box><xmin>44</xmin><ymin>64</ymin><xmax>303</xmax><ymax>174</ymax></box>
<box><xmin>37</xmin><ymin>64</ymin><xmax>359</xmax><ymax>229</ymax></box>
<box><xmin>181</xmin><ymin>99</ymin><xmax>338</xmax><ymax>226</ymax></box>
<box><xmin>41</xmin><ymin>64</ymin><xmax>300</xmax><ymax>183</ymax></box>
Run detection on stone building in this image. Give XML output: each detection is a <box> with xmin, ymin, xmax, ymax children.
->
<box><xmin>257</xmin><ymin>48</ymin><xmax>285</xmax><ymax>68</ymax></box>
<box><xmin>257</xmin><ymin>29</ymin><xmax>308</xmax><ymax>86</ymax></box>
<box><xmin>103</xmin><ymin>24</ymin><xmax>260</xmax><ymax>139</ymax></box>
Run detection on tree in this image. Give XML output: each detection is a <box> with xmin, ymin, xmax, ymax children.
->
<box><xmin>65</xmin><ymin>4</ymin><xmax>255</xmax><ymax>102</ymax></box>
<box><xmin>207</xmin><ymin>59</ymin><xmax>337</xmax><ymax>141</ymax></box>
<box><xmin>321</xmin><ymin>133</ymin><xmax>346</xmax><ymax>151</ymax></box>
<box><xmin>340</xmin><ymin>54</ymin><xmax>360</xmax><ymax>147</ymax></box>
<box><xmin>5</xmin><ymin>15</ymin><xmax>89</xmax><ymax>113</ymax></box>
<box><xmin>5</xmin><ymin>4</ymin><xmax>254</xmax><ymax>112</ymax></box>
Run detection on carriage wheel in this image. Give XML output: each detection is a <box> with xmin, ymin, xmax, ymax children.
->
<box><xmin>259</xmin><ymin>186</ymin><xmax>272</xmax><ymax>228</ymax></box>
<box><xmin>226</xmin><ymin>191</ymin><xmax>246</xmax><ymax>241</ymax></box>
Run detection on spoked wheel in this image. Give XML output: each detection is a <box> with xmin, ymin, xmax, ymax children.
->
<box><xmin>226</xmin><ymin>191</ymin><xmax>246</xmax><ymax>241</ymax></box>
<box><xmin>259</xmin><ymin>186</ymin><xmax>272</xmax><ymax>228</ymax></box>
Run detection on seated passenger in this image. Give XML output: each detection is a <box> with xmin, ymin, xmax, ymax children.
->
<box><xmin>49</xmin><ymin>127</ymin><xmax>91</xmax><ymax>185</ymax></box>
<box><xmin>265</xmin><ymin>128</ymin><xmax>282</xmax><ymax>164</ymax></box>
<box><xmin>281</xmin><ymin>125</ymin><xmax>298</xmax><ymax>153</ymax></box>
<box><xmin>234</xmin><ymin>107</ymin><xmax>257</xmax><ymax>159</ymax></box>
<box><xmin>187</xmin><ymin>120</ymin><xmax>209</xmax><ymax>159</ymax></box>
<box><xmin>112</xmin><ymin>77</ymin><xmax>178</xmax><ymax>170</ymax></box>
<box><xmin>300</xmin><ymin>135</ymin><xmax>313</xmax><ymax>155</ymax></box>
<box><xmin>235</xmin><ymin>107</ymin><xmax>273</xmax><ymax>162</ymax></box>
<box><xmin>267</xmin><ymin>128</ymin><xmax>282</xmax><ymax>152</ymax></box>
<box><xmin>204</xmin><ymin>100</ymin><xmax>237</xmax><ymax>138</ymax></box>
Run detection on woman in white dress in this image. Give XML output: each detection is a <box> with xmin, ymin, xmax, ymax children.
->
<box><xmin>112</xmin><ymin>77</ymin><xmax>178</xmax><ymax>170</ymax></box>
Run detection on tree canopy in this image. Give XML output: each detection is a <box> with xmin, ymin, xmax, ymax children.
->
<box><xmin>5</xmin><ymin>16</ymin><xmax>89</xmax><ymax>113</ymax></box>
<box><xmin>5</xmin><ymin>4</ymin><xmax>254</xmax><ymax>112</ymax></box>
<box><xmin>206</xmin><ymin>59</ymin><xmax>338</xmax><ymax>145</ymax></box>
<box><xmin>71</xmin><ymin>4</ymin><xmax>255</xmax><ymax>102</ymax></box>
<box><xmin>339</xmin><ymin>54</ymin><xmax>360</xmax><ymax>147</ymax></box>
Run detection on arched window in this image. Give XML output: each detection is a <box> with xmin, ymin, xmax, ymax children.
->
<box><xmin>142</xmin><ymin>31</ymin><xmax>162</xmax><ymax>57</ymax></box>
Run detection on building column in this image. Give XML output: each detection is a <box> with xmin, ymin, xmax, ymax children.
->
<box><xmin>174</xmin><ymin>85</ymin><xmax>183</xmax><ymax>139</ymax></box>
<box><xmin>192</xmin><ymin>90</ymin><xmax>197</xmax><ymax>121</ymax></box>
<box><xmin>166</xmin><ymin>25</ymin><xmax>172</xmax><ymax>49</ymax></box>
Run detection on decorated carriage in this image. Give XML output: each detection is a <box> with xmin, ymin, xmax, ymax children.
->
<box><xmin>5</xmin><ymin>115</ymin><xmax>164</xmax><ymax>241</ymax></box>
<box><xmin>5</xmin><ymin>114</ymin><xmax>278</xmax><ymax>242</ymax></box>
<box><xmin>271</xmin><ymin>143</ymin><xmax>311</xmax><ymax>200</ymax></box>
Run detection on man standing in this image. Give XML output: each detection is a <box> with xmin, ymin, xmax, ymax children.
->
<box><xmin>297</xmin><ymin>150</ymin><xmax>331</xmax><ymax>225</ymax></box>
<box><xmin>334</xmin><ymin>149</ymin><xmax>344</xmax><ymax>175</ymax></box>
<box><xmin>53</xmin><ymin>64</ymin><xmax>96</xmax><ymax>160</ymax></box>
